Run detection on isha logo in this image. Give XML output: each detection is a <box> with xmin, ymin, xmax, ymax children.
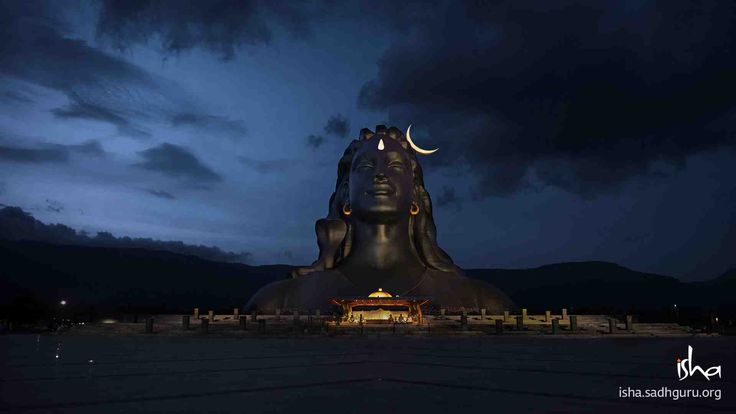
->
<box><xmin>676</xmin><ymin>345</ymin><xmax>722</xmax><ymax>381</ymax></box>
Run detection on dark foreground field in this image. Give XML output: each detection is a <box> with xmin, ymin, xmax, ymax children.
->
<box><xmin>1</xmin><ymin>335</ymin><xmax>734</xmax><ymax>413</ymax></box>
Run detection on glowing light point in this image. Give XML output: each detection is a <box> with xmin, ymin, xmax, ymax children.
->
<box><xmin>60</xmin><ymin>300</ymin><xmax>67</xmax><ymax>306</ymax></box>
<box><xmin>378</xmin><ymin>138</ymin><xmax>385</xmax><ymax>151</ymax></box>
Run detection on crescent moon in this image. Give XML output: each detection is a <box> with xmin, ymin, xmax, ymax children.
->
<box><xmin>406</xmin><ymin>125</ymin><xmax>438</xmax><ymax>155</ymax></box>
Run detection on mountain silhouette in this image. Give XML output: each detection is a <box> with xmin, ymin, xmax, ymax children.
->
<box><xmin>1</xmin><ymin>206</ymin><xmax>734</xmax><ymax>321</ymax></box>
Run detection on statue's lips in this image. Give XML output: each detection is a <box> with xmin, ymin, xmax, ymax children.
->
<box><xmin>366</xmin><ymin>185</ymin><xmax>395</xmax><ymax>197</ymax></box>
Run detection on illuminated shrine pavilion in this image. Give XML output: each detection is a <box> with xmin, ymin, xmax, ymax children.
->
<box><xmin>331</xmin><ymin>289</ymin><xmax>431</xmax><ymax>324</ymax></box>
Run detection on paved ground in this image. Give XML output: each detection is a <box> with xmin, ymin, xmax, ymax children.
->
<box><xmin>1</xmin><ymin>334</ymin><xmax>734</xmax><ymax>413</ymax></box>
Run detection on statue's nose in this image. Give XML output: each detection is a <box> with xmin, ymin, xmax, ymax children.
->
<box><xmin>373</xmin><ymin>172</ymin><xmax>388</xmax><ymax>183</ymax></box>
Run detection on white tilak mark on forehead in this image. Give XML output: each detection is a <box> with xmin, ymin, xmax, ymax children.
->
<box><xmin>378</xmin><ymin>138</ymin><xmax>385</xmax><ymax>151</ymax></box>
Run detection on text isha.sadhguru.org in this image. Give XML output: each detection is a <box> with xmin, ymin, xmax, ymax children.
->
<box><xmin>618</xmin><ymin>386</ymin><xmax>721</xmax><ymax>401</ymax></box>
<box><xmin>619</xmin><ymin>345</ymin><xmax>723</xmax><ymax>401</ymax></box>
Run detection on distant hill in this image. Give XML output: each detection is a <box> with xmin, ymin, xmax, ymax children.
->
<box><xmin>0</xmin><ymin>206</ymin><xmax>251</xmax><ymax>263</ymax></box>
<box><xmin>0</xmin><ymin>240</ymin><xmax>289</xmax><ymax>316</ymax></box>
<box><xmin>1</xmin><ymin>240</ymin><xmax>734</xmax><ymax>320</ymax></box>
<box><xmin>1</xmin><ymin>205</ymin><xmax>734</xmax><ymax>320</ymax></box>
<box><xmin>466</xmin><ymin>262</ymin><xmax>685</xmax><ymax>311</ymax></box>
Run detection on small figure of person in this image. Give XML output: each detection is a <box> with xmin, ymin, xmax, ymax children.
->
<box><xmin>348</xmin><ymin>314</ymin><xmax>355</xmax><ymax>323</ymax></box>
<box><xmin>388</xmin><ymin>314</ymin><xmax>394</xmax><ymax>323</ymax></box>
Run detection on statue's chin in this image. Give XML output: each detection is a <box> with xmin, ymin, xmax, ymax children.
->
<box><xmin>352</xmin><ymin>207</ymin><xmax>404</xmax><ymax>223</ymax></box>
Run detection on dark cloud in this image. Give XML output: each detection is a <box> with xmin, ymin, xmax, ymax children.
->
<box><xmin>45</xmin><ymin>199</ymin><xmax>63</xmax><ymax>213</ymax></box>
<box><xmin>52</xmin><ymin>100</ymin><xmax>151</xmax><ymax>139</ymax></box>
<box><xmin>0</xmin><ymin>138</ymin><xmax>103</xmax><ymax>163</ymax></box>
<box><xmin>435</xmin><ymin>186</ymin><xmax>462</xmax><ymax>211</ymax></box>
<box><xmin>306</xmin><ymin>134</ymin><xmax>324</xmax><ymax>149</ymax></box>
<box><xmin>145</xmin><ymin>189</ymin><xmax>176</xmax><ymax>200</ymax></box>
<box><xmin>0</xmin><ymin>145</ymin><xmax>68</xmax><ymax>163</ymax></box>
<box><xmin>68</xmin><ymin>140</ymin><xmax>106</xmax><ymax>157</ymax></box>
<box><xmin>136</xmin><ymin>143</ymin><xmax>221</xmax><ymax>183</ymax></box>
<box><xmin>1</xmin><ymin>1</ymin><xmax>242</xmax><ymax>140</ymax></box>
<box><xmin>239</xmin><ymin>156</ymin><xmax>291</xmax><ymax>173</ymax></box>
<box><xmin>323</xmin><ymin>114</ymin><xmax>350</xmax><ymax>138</ymax></box>
<box><xmin>0</xmin><ymin>1</ymin><xmax>169</xmax><ymax>137</ymax></box>
<box><xmin>0</xmin><ymin>90</ymin><xmax>33</xmax><ymax>104</ymax></box>
<box><xmin>171</xmin><ymin>113</ymin><xmax>247</xmax><ymax>140</ymax></box>
<box><xmin>359</xmin><ymin>1</ymin><xmax>736</xmax><ymax>198</ymax></box>
<box><xmin>623</xmin><ymin>233</ymin><xmax>651</xmax><ymax>244</ymax></box>
<box><xmin>95</xmin><ymin>0</ymin><xmax>315</xmax><ymax>60</ymax></box>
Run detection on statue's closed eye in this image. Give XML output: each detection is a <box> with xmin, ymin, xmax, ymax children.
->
<box><xmin>355</xmin><ymin>161</ymin><xmax>373</xmax><ymax>171</ymax></box>
<box><xmin>388</xmin><ymin>161</ymin><xmax>405</xmax><ymax>171</ymax></box>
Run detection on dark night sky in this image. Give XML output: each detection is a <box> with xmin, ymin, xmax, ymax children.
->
<box><xmin>1</xmin><ymin>0</ymin><xmax>734</xmax><ymax>280</ymax></box>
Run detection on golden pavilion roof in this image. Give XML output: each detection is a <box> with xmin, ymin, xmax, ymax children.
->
<box><xmin>368</xmin><ymin>288</ymin><xmax>392</xmax><ymax>298</ymax></box>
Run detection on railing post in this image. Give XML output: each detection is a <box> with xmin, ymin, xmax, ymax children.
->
<box><xmin>570</xmin><ymin>315</ymin><xmax>578</xmax><ymax>332</ymax></box>
<box><xmin>239</xmin><ymin>315</ymin><xmax>247</xmax><ymax>330</ymax></box>
<box><xmin>182</xmin><ymin>315</ymin><xmax>190</xmax><ymax>330</ymax></box>
<box><xmin>516</xmin><ymin>315</ymin><xmax>524</xmax><ymax>331</ymax></box>
<box><xmin>551</xmin><ymin>318</ymin><xmax>559</xmax><ymax>334</ymax></box>
<box><xmin>145</xmin><ymin>317</ymin><xmax>154</xmax><ymax>334</ymax></box>
<box><xmin>495</xmin><ymin>319</ymin><xmax>503</xmax><ymax>335</ymax></box>
<box><xmin>200</xmin><ymin>317</ymin><xmax>209</xmax><ymax>334</ymax></box>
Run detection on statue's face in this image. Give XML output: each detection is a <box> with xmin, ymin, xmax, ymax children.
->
<box><xmin>349</xmin><ymin>137</ymin><xmax>414</xmax><ymax>221</ymax></box>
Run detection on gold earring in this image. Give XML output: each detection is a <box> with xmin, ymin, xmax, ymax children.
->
<box><xmin>410</xmin><ymin>201</ymin><xmax>420</xmax><ymax>216</ymax></box>
<box><xmin>342</xmin><ymin>204</ymin><xmax>352</xmax><ymax>216</ymax></box>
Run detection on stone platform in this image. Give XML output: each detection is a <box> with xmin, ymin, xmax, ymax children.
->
<box><xmin>1</xmin><ymin>334</ymin><xmax>733</xmax><ymax>413</ymax></box>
